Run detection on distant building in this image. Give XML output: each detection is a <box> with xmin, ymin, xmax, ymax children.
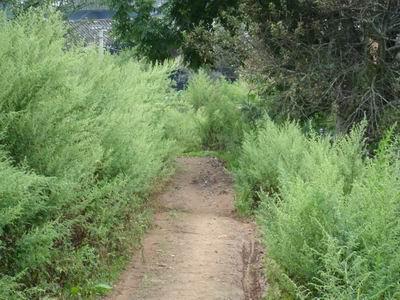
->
<box><xmin>68</xmin><ymin>9</ymin><xmax>115</xmax><ymax>51</ymax></box>
<box><xmin>68</xmin><ymin>0</ymin><xmax>167</xmax><ymax>52</ymax></box>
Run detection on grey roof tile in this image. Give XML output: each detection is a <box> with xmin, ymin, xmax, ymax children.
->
<box><xmin>68</xmin><ymin>19</ymin><xmax>113</xmax><ymax>48</ymax></box>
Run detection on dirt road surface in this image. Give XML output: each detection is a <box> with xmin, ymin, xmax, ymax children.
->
<box><xmin>106</xmin><ymin>157</ymin><xmax>264</xmax><ymax>300</ymax></box>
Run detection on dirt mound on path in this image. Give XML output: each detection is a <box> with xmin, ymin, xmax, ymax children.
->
<box><xmin>105</xmin><ymin>157</ymin><xmax>264</xmax><ymax>300</ymax></box>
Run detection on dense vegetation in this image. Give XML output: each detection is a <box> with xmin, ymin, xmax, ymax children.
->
<box><xmin>0</xmin><ymin>9</ymin><xmax>199</xmax><ymax>298</ymax></box>
<box><xmin>235</xmin><ymin>122</ymin><xmax>400</xmax><ymax>298</ymax></box>
<box><xmin>110</xmin><ymin>0</ymin><xmax>400</xmax><ymax>141</ymax></box>
<box><xmin>109</xmin><ymin>6</ymin><xmax>400</xmax><ymax>296</ymax></box>
<box><xmin>1</xmin><ymin>3</ymin><xmax>400</xmax><ymax>299</ymax></box>
<box><xmin>179</xmin><ymin>65</ymin><xmax>400</xmax><ymax>298</ymax></box>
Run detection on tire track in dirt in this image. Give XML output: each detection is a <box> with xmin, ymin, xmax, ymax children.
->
<box><xmin>106</xmin><ymin>157</ymin><xmax>264</xmax><ymax>300</ymax></box>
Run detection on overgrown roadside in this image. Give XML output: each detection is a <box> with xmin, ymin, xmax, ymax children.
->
<box><xmin>105</xmin><ymin>157</ymin><xmax>265</xmax><ymax>300</ymax></box>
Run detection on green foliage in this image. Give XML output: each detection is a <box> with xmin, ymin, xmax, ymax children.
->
<box><xmin>109</xmin><ymin>0</ymin><xmax>239</xmax><ymax>65</ymax></box>
<box><xmin>182</xmin><ymin>71</ymin><xmax>254</xmax><ymax>151</ymax></box>
<box><xmin>239</xmin><ymin>0</ymin><xmax>400</xmax><ymax>139</ymax></box>
<box><xmin>3</xmin><ymin>5</ymin><xmax>399</xmax><ymax>300</ymax></box>
<box><xmin>234</xmin><ymin>120</ymin><xmax>307</xmax><ymax>214</ymax></box>
<box><xmin>172</xmin><ymin>0</ymin><xmax>400</xmax><ymax>139</ymax></box>
<box><xmin>157</xmin><ymin>99</ymin><xmax>202</xmax><ymax>153</ymax></box>
<box><xmin>166</xmin><ymin>0</ymin><xmax>239</xmax><ymax>67</ymax></box>
<box><xmin>0</xmin><ymin>9</ymin><xmax>198</xmax><ymax>298</ymax></box>
<box><xmin>109</xmin><ymin>0</ymin><xmax>180</xmax><ymax>61</ymax></box>
<box><xmin>235</xmin><ymin>120</ymin><xmax>400</xmax><ymax>298</ymax></box>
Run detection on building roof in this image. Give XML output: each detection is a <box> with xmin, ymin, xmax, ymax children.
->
<box><xmin>68</xmin><ymin>9</ymin><xmax>115</xmax><ymax>21</ymax></box>
<box><xmin>68</xmin><ymin>9</ymin><xmax>117</xmax><ymax>50</ymax></box>
<box><xmin>68</xmin><ymin>19</ymin><xmax>113</xmax><ymax>48</ymax></box>
<box><xmin>68</xmin><ymin>9</ymin><xmax>138</xmax><ymax>22</ymax></box>
<box><xmin>67</xmin><ymin>6</ymin><xmax>164</xmax><ymax>51</ymax></box>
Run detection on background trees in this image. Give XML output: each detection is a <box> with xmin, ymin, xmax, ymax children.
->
<box><xmin>109</xmin><ymin>0</ymin><xmax>239</xmax><ymax>65</ymax></box>
<box><xmin>108</xmin><ymin>0</ymin><xmax>179</xmax><ymax>61</ymax></box>
<box><xmin>238</xmin><ymin>0</ymin><xmax>400</xmax><ymax>139</ymax></box>
<box><xmin>110</xmin><ymin>0</ymin><xmax>400</xmax><ymax>140</ymax></box>
<box><xmin>4</xmin><ymin>0</ymin><xmax>399</xmax><ymax>140</ymax></box>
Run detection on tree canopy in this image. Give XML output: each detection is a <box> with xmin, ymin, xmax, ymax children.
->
<box><xmin>109</xmin><ymin>0</ymin><xmax>239</xmax><ymax>64</ymax></box>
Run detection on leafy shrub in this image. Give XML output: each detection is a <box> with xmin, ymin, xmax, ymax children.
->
<box><xmin>236</xmin><ymin>120</ymin><xmax>400</xmax><ymax>298</ymax></box>
<box><xmin>234</xmin><ymin>120</ymin><xmax>307</xmax><ymax>214</ymax></box>
<box><xmin>235</xmin><ymin>120</ymin><xmax>366</xmax><ymax>215</ymax></box>
<box><xmin>183</xmin><ymin>71</ymin><xmax>254</xmax><ymax>151</ymax></box>
<box><xmin>157</xmin><ymin>100</ymin><xmax>202</xmax><ymax>153</ymax></box>
<box><xmin>0</xmin><ymin>9</ymin><xmax>198</xmax><ymax>298</ymax></box>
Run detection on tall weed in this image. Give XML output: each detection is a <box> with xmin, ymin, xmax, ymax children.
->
<box><xmin>236</xmin><ymin>120</ymin><xmax>400</xmax><ymax>298</ymax></box>
<box><xmin>0</xmin><ymin>9</ymin><xmax>197</xmax><ymax>298</ymax></box>
<box><xmin>235</xmin><ymin>120</ymin><xmax>307</xmax><ymax>214</ymax></box>
<box><xmin>183</xmin><ymin>71</ymin><xmax>253</xmax><ymax>151</ymax></box>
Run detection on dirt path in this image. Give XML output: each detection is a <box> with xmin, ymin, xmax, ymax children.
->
<box><xmin>106</xmin><ymin>157</ymin><xmax>264</xmax><ymax>300</ymax></box>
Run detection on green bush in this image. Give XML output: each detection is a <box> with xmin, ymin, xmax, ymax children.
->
<box><xmin>183</xmin><ymin>71</ymin><xmax>254</xmax><ymax>151</ymax></box>
<box><xmin>235</xmin><ymin>120</ymin><xmax>400</xmax><ymax>298</ymax></box>
<box><xmin>235</xmin><ymin>120</ymin><xmax>365</xmax><ymax>215</ymax></box>
<box><xmin>234</xmin><ymin>120</ymin><xmax>307</xmax><ymax>214</ymax></box>
<box><xmin>0</xmin><ymin>9</ymin><xmax>198</xmax><ymax>298</ymax></box>
<box><xmin>157</xmin><ymin>100</ymin><xmax>202</xmax><ymax>153</ymax></box>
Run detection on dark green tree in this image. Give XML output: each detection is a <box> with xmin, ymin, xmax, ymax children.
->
<box><xmin>109</xmin><ymin>0</ymin><xmax>239</xmax><ymax>65</ymax></box>
<box><xmin>109</xmin><ymin>0</ymin><xmax>179</xmax><ymax>61</ymax></box>
<box><xmin>235</xmin><ymin>0</ymin><xmax>400</xmax><ymax>138</ymax></box>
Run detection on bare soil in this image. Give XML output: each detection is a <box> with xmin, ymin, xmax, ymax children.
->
<box><xmin>105</xmin><ymin>157</ymin><xmax>264</xmax><ymax>300</ymax></box>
